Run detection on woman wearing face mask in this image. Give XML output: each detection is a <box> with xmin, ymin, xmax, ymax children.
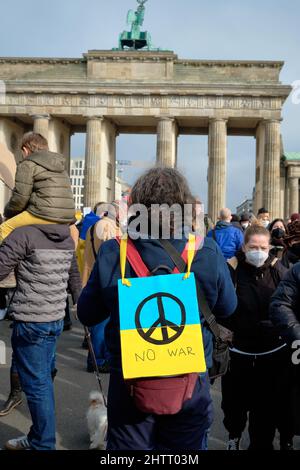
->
<box><xmin>281</xmin><ymin>220</ymin><xmax>300</xmax><ymax>268</ymax></box>
<box><xmin>268</xmin><ymin>218</ymin><xmax>287</xmax><ymax>259</ymax></box>
<box><xmin>221</xmin><ymin>224</ymin><xmax>294</xmax><ymax>451</ymax></box>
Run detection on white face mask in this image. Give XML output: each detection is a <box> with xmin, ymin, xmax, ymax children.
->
<box><xmin>245</xmin><ymin>250</ymin><xmax>269</xmax><ymax>268</ymax></box>
<box><xmin>241</xmin><ymin>222</ymin><xmax>249</xmax><ymax>229</ymax></box>
<box><xmin>261</xmin><ymin>220</ymin><xmax>270</xmax><ymax>229</ymax></box>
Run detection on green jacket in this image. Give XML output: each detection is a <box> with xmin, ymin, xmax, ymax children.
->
<box><xmin>4</xmin><ymin>150</ymin><xmax>75</xmax><ymax>223</ymax></box>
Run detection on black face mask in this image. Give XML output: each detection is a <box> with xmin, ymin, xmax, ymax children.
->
<box><xmin>290</xmin><ymin>244</ymin><xmax>300</xmax><ymax>257</ymax></box>
<box><xmin>272</xmin><ymin>228</ymin><xmax>285</xmax><ymax>240</ymax></box>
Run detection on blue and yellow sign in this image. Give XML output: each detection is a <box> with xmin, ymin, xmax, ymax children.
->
<box><xmin>118</xmin><ymin>272</ymin><xmax>207</xmax><ymax>379</ymax></box>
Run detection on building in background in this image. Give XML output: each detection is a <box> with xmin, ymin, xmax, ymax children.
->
<box><xmin>70</xmin><ymin>158</ymin><xmax>85</xmax><ymax>210</ymax></box>
<box><xmin>115</xmin><ymin>176</ymin><xmax>131</xmax><ymax>201</ymax></box>
<box><xmin>236</xmin><ymin>197</ymin><xmax>253</xmax><ymax>217</ymax></box>
<box><xmin>70</xmin><ymin>157</ymin><xmax>130</xmax><ymax>211</ymax></box>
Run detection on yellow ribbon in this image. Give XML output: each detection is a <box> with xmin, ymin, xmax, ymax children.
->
<box><xmin>120</xmin><ymin>233</ymin><xmax>196</xmax><ymax>285</ymax></box>
<box><xmin>120</xmin><ymin>235</ymin><xmax>132</xmax><ymax>287</ymax></box>
<box><xmin>183</xmin><ymin>233</ymin><xmax>196</xmax><ymax>280</ymax></box>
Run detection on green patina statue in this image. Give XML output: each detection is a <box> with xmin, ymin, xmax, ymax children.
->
<box><xmin>118</xmin><ymin>0</ymin><xmax>153</xmax><ymax>50</ymax></box>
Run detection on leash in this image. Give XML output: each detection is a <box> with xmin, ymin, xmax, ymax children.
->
<box><xmin>84</xmin><ymin>326</ymin><xmax>107</xmax><ymax>408</ymax></box>
<box><xmin>0</xmin><ymin>177</ymin><xmax>13</xmax><ymax>191</ymax></box>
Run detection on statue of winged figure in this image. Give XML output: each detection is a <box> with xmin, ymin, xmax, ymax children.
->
<box><xmin>127</xmin><ymin>0</ymin><xmax>148</xmax><ymax>35</ymax></box>
<box><xmin>119</xmin><ymin>0</ymin><xmax>152</xmax><ymax>50</ymax></box>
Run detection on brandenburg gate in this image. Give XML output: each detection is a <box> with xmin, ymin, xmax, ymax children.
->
<box><xmin>0</xmin><ymin>48</ymin><xmax>292</xmax><ymax>221</ymax></box>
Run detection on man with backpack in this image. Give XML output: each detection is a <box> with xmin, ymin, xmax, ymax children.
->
<box><xmin>78</xmin><ymin>167</ymin><xmax>237</xmax><ymax>451</ymax></box>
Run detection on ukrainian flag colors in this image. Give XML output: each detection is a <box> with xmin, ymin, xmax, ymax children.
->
<box><xmin>118</xmin><ymin>272</ymin><xmax>207</xmax><ymax>380</ymax></box>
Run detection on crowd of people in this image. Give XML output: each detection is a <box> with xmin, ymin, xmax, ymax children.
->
<box><xmin>0</xmin><ymin>131</ymin><xmax>299</xmax><ymax>451</ymax></box>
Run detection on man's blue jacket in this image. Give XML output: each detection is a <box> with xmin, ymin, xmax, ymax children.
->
<box><xmin>207</xmin><ymin>221</ymin><xmax>244</xmax><ymax>260</ymax></box>
<box><xmin>78</xmin><ymin>236</ymin><xmax>237</xmax><ymax>371</ymax></box>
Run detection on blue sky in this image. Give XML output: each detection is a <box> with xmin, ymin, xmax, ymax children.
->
<box><xmin>1</xmin><ymin>0</ymin><xmax>299</xmax><ymax>210</ymax></box>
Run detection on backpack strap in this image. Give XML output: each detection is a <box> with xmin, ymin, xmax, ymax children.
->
<box><xmin>159</xmin><ymin>239</ymin><xmax>221</xmax><ymax>341</ymax></box>
<box><xmin>116</xmin><ymin>236</ymin><xmax>149</xmax><ymax>279</ymax></box>
<box><xmin>172</xmin><ymin>236</ymin><xmax>203</xmax><ymax>275</ymax></box>
<box><xmin>90</xmin><ymin>224</ymin><xmax>98</xmax><ymax>261</ymax></box>
<box><xmin>270</xmin><ymin>257</ymin><xmax>279</xmax><ymax>267</ymax></box>
<box><xmin>115</xmin><ymin>236</ymin><xmax>201</xmax><ymax>280</ymax></box>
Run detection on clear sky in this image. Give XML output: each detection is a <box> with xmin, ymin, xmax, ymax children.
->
<box><xmin>1</xmin><ymin>0</ymin><xmax>299</xmax><ymax>211</ymax></box>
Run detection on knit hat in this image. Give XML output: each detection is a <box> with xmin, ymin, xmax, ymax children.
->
<box><xmin>284</xmin><ymin>220</ymin><xmax>300</xmax><ymax>246</ymax></box>
<box><xmin>291</xmin><ymin>213</ymin><xmax>300</xmax><ymax>222</ymax></box>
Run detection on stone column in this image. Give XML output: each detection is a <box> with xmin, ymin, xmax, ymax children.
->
<box><xmin>262</xmin><ymin>119</ymin><xmax>281</xmax><ymax>219</ymax></box>
<box><xmin>284</xmin><ymin>180</ymin><xmax>290</xmax><ymax>221</ymax></box>
<box><xmin>84</xmin><ymin>117</ymin><xmax>103</xmax><ymax>208</ymax></box>
<box><xmin>253</xmin><ymin>121</ymin><xmax>265</xmax><ymax>215</ymax></box>
<box><xmin>156</xmin><ymin>117</ymin><xmax>178</xmax><ymax>167</ymax></box>
<box><xmin>289</xmin><ymin>177</ymin><xmax>299</xmax><ymax>215</ymax></box>
<box><xmin>31</xmin><ymin>114</ymin><xmax>50</xmax><ymax>140</ymax></box>
<box><xmin>207</xmin><ymin>118</ymin><xmax>227</xmax><ymax>224</ymax></box>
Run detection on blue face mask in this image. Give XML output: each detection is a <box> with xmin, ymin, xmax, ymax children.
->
<box><xmin>245</xmin><ymin>250</ymin><xmax>269</xmax><ymax>268</ymax></box>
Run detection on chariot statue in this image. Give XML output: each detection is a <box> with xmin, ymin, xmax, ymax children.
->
<box><xmin>118</xmin><ymin>0</ymin><xmax>153</xmax><ymax>50</ymax></box>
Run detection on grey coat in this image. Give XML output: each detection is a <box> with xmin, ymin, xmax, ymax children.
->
<box><xmin>0</xmin><ymin>224</ymin><xmax>75</xmax><ymax>322</ymax></box>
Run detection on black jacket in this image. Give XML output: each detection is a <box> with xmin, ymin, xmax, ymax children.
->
<box><xmin>270</xmin><ymin>262</ymin><xmax>300</xmax><ymax>345</ymax></box>
<box><xmin>281</xmin><ymin>248</ymin><xmax>300</xmax><ymax>269</ymax></box>
<box><xmin>226</xmin><ymin>252</ymin><xmax>288</xmax><ymax>353</ymax></box>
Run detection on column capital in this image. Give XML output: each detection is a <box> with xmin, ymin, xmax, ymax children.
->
<box><xmin>263</xmin><ymin>118</ymin><xmax>283</xmax><ymax>124</ymax></box>
<box><xmin>287</xmin><ymin>166</ymin><xmax>300</xmax><ymax>179</ymax></box>
<box><xmin>85</xmin><ymin>115</ymin><xmax>104</xmax><ymax>122</ymax></box>
<box><xmin>209</xmin><ymin>117</ymin><xmax>228</xmax><ymax>124</ymax></box>
<box><xmin>30</xmin><ymin>113</ymin><xmax>51</xmax><ymax>120</ymax></box>
<box><xmin>156</xmin><ymin>116</ymin><xmax>175</xmax><ymax>122</ymax></box>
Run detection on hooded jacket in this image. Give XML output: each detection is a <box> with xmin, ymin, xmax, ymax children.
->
<box><xmin>0</xmin><ymin>224</ymin><xmax>75</xmax><ymax>322</ymax></box>
<box><xmin>226</xmin><ymin>252</ymin><xmax>288</xmax><ymax>353</ymax></box>
<box><xmin>270</xmin><ymin>262</ymin><xmax>300</xmax><ymax>345</ymax></box>
<box><xmin>4</xmin><ymin>150</ymin><xmax>75</xmax><ymax>223</ymax></box>
<box><xmin>82</xmin><ymin>216</ymin><xmax>121</xmax><ymax>287</ymax></box>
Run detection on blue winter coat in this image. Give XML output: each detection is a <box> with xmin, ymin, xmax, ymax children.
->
<box><xmin>78</xmin><ymin>236</ymin><xmax>237</xmax><ymax>372</ymax></box>
<box><xmin>207</xmin><ymin>221</ymin><xmax>244</xmax><ymax>260</ymax></box>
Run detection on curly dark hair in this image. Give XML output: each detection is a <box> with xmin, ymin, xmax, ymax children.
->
<box><xmin>129</xmin><ymin>167</ymin><xmax>195</xmax><ymax>236</ymax></box>
<box><xmin>131</xmin><ymin>167</ymin><xmax>193</xmax><ymax>207</ymax></box>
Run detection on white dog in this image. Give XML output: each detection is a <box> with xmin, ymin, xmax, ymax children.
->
<box><xmin>87</xmin><ymin>391</ymin><xmax>108</xmax><ymax>450</ymax></box>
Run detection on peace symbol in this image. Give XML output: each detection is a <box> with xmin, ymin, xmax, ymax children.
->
<box><xmin>135</xmin><ymin>293</ymin><xmax>186</xmax><ymax>345</ymax></box>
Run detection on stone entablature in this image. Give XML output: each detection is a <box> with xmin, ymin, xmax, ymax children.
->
<box><xmin>1</xmin><ymin>94</ymin><xmax>285</xmax><ymax>111</ymax></box>
<box><xmin>0</xmin><ymin>51</ymin><xmax>288</xmax><ymax>84</ymax></box>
